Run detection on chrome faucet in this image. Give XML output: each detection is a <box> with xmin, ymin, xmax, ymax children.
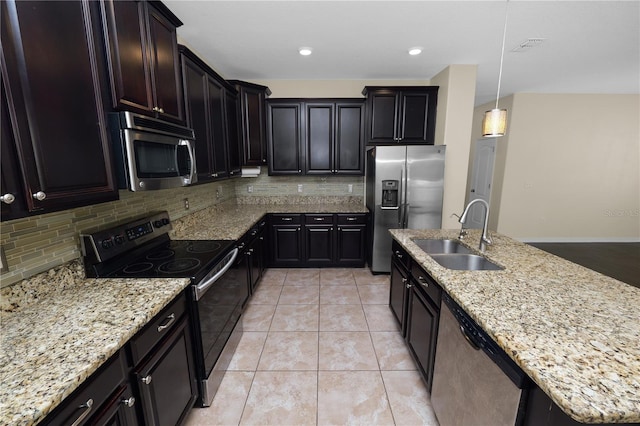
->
<box><xmin>456</xmin><ymin>199</ymin><xmax>492</xmax><ymax>252</ymax></box>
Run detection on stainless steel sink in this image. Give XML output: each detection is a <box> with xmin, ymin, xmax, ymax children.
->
<box><xmin>429</xmin><ymin>254</ymin><xmax>504</xmax><ymax>271</ymax></box>
<box><xmin>413</xmin><ymin>239</ymin><xmax>473</xmax><ymax>254</ymax></box>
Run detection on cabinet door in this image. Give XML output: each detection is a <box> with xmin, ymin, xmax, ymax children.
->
<box><xmin>135</xmin><ymin>317</ymin><xmax>196</xmax><ymax>426</ymax></box>
<box><xmin>270</xmin><ymin>225</ymin><xmax>303</xmax><ymax>265</ymax></box>
<box><xmin>1</xmin><ymin>78</ymin><xmax>27</xmax><ymax>220</ymax></box>
<box><xmin>366</xmin><ymin>90</ymin><xmax>398</xmax><ymax>144</ymax></box>
<box><xmin>335</xmin><ymin>225</ymin><xmax>366</xmax><ymax>266</ymax></box>
<box><xmin>267</xmin><ymin>102</ymin><xmax>303</xmax><ymax>175</ymax></box>
<box><xmin>398</xmin><ymin>90</ymin><xmax>437</xmax><ymax>145</ymax></box>
<box><xmin>304</xmin><ymin>225</ymin><xmax>334</xmax><ymax>265</ymax></box>
<box><xmin>100</xmin><ymin>0</ymin><xmax>153</xmax><ymax>114</ymax></box>
<box><xmin>181</xmin><ymin>56</ymin><xmax>213</xmax><ymax>183</ymax></box>
<box><xmin>1</xmin><ymin>0</ymin><xmax>118</xmax><ymax>214</ymax></box>
<box><xmin>225</xmin><ymin>90</ymin><xmax>242</xmax><ymax>177</ymax></box>
<box><xmin>238</xmin><ymin>85</ymin><xmax>267</xmax><ymax>166</ymax></box>
<box><xmin>335</xmin><ymin>102</ymin><xmax>364</xmax><ymax>174</ymax></box>
<box><xmin>305</xmin><ymin>103</ymin><xmax>334</xmax><ymax>174</ymax></box>
<box><xmin>406</xmin><ymin>284</ymin><xmax>439</xmax><ymax>392</ymax></box>
<box><xmin>389</xmin><ymin>259</ymin><xmax>409</xmax><ymax>332</ymax></box>
<box><xmin>146</xmin><ymin>2</ymin><xmax>183</xmax><ymax>122</ymax></box>
<box><xmin>92</xmin><ymin>384</ymin><xmax>139</xmax><ymax>426</ymax></box>
<box><xmin>208</xmin><ymin>77</ymin><xmax>228</xmax><ymax>179</ymax></box>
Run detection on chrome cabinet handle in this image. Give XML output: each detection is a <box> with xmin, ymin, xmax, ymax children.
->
<box><xmin>152</xmin><ymin>107</ymin><xmax>165</xmax><ymax>113</ymax></box>
<box><xmin>282</xmin><ymin>217</ymin><xmax>293</xmax><ymax>221</ymax></box>
<box><xmin>313</xmin><ymin>217</ymin><xmax>324</xmax><ymax>221</ymax></box>
<box><xmin>417</xmin><ymin>276</ymin><xmax>429</xmax><ymax>287</ymax></box>
<box><xmin>346</xmin><ymin>217</ymin><xmax>357</xmax><ymax>221</ymax></box>
<box><xmin>32</xmin><ymin>191</ymin><xmax>46</xmax><ymax>201</ymax></box>
<box><xmin>395</xmin><ymin>251</ymin><xmax>403</xmax><ymax>259</ymax></box>
<box><xmin>157</xmin><ymin>313</ymin><xmax>175</xmax><ymax>332</ymax></box>
<box><xmin>0</xmin><ymin>193</ymin><xmax>15</xmax><ymax>204</ymax></box>
<box><xmin>121</xmin><ymin>396</ymin><xmax>136</xmax><ymax>408</ymax></box>
<box><xmin>141</xmin><ymin>375</ymin><xmax>152</xmax><ymax>385</ymax></box>
<box><xmin>70</xmin><ymin>399</ymin><xmax>93</xmax><ymax>426</ymax></box>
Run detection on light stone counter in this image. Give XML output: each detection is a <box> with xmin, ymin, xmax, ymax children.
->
<box><xmin>170</xmin><ymin>201</ymin><xmax>368</xmax><ymax>240</ymax></box>
<box><xmin>0</xmin><ymin>260</ymin><xmax>190</xmax><ymax>426</ymax></box>
<box><xmin>390</xmin><ymin>228</ymin><xmax>640</xmax><ymax>424</ymax></box>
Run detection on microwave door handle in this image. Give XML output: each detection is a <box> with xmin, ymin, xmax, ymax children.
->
<box><xmin>181</xmin><ymin>139</ymin><xmax>197</xmax><ymax>184</ymax></box>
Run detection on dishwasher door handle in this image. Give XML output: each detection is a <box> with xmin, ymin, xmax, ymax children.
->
<box><xmin>459</xmin><ymin>325</ymin><xmax>482</xmax><ymax>350</ymax></box>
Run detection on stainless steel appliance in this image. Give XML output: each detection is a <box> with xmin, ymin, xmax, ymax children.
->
<box><xmin>431</xmin><ymin>293</ymin><xmax>530</xmax><ymax>426</ymax></box>
<box><xmin>365</xmin><ymin>145</ymin><xmax>446</xmax><ymax>273</ymax></box>
<box><xmin>108</xmin><ymin>112</ymin><xmax>197</xmax><ymax>191</ymax></box>
<box><xmin>80</xmin><ymin>211</ymin><xmax>248</xmax><ymax>406</ymax></box>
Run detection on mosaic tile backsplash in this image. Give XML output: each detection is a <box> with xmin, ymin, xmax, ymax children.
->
<box><xmin>0</xmin><ymin>171</ymin><xmax>363</xmax><ymax>288</ymax></box>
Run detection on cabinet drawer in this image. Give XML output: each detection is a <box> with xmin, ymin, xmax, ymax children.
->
<box><xmin>45</xmin><ymin>350</ymin><xmax>127</xmax><ymax>426</ymax></box>
<box><xmin>392</xmin><ymin>240</ymin><xmax>411</xmax><ymax>271</ymax></box>
<box><xmin>270</xmin><ymin>214</ymin><xmax>302</xmax><ymax>224</ymax></box>
<box><xmin>337</xmin><ymin>214</ymin><xmax>367</xmax><ymax>225</ymax></box>
<box><xmin>305</xmin><ymin>214</ymin><xmax>334</xmax><ymax>224</ymax></box>
<box><xmin>410</xmin><ymin>264</ymin><xmax>441</xmax><ymax>307</ymax></box>
<box><xmin>130</xmin><ymin>293</ymin><xmax>187</xmax><ymax>364</ymax></box>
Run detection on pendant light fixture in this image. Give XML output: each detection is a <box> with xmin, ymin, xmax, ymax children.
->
<box><xmin>482</xmin><ymin>0</ymin><xmax>510</xmax><ymax>137</ymax></box>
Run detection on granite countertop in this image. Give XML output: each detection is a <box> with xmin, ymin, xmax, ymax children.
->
<box><xmin>0</xmin><ymin>260</ymin><xmax>190</xmax><ymax>426</ymax></box>
<box><xmin>171</xmin><ymin>201</ymin><xmax>368</xmax><ymax>240</ymax></box>
<box><xmin>390</xmin><ymin>228</ymin><xmax>640</xmax><ymax>424</ymax></box>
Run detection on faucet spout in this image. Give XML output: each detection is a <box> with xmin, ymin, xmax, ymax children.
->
<box><xmin>458</xmin><ymin>199</ymin><xmax>492</xmax><ymax>252</ymax></box>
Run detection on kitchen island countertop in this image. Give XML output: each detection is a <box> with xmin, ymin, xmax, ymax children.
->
<box><xmin>390</xmin><ymin>228</ymin><xmax>640</xmax><ymax>424</ymax></box>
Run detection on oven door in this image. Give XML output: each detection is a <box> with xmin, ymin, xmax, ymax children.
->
<box><xmin>122</xmin><ymin>129</ymin><xmax>197</xmax><ymax>191</ymax></box>
<box><xmin>190</xmin><ymin>247</ymin><xmax>250</xmax><ymax>406</ymax></box>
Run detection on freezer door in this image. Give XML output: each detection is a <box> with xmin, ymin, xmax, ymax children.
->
<box><xmin>404</xmin><ymin>146</ymin><xmax>445</xmax><ymax>229</ymax></box>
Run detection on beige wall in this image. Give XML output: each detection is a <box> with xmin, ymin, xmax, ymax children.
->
<box><xmin>431</xmin><ymin>65</ymin><xmax>478</xmax><ymax>228</ymax></box>
<box><xmin>472</xmin><ymin>93</ymin><xmax>640</xmax><ymax>241</ymax></box>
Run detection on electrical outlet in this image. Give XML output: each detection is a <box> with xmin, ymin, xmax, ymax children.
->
<box><xmin>297</xmin><ymin>184</ymin><xmax>303</xmax><ymax>193</ymax></box>
<box><xmin>216</xmin><ymin>189</ymin><xmax>220</xmax><ymax>199</ymax></box>
<box><xmin>218</xmin><ymin>186</ymin><xmax>223</xmax><ymax>197</ymax></box>
<box><xmin>0</xmin><ymin>246</ymin><xmax>8</xmax><ymax>273</ymax></box>
<box><xmin>184</xmin><ymin>198</ymin><xmax>190</xmax><ymax>210</ymax></box>
<box><xmin>348</xmin><ymin>184</ymin><xmax>353</xmax><ymax>193</ymax></box>
<box><xmin>247</xmin><ymin>185</ymin><xmax>253</xmax><ymax>193</ymax></box>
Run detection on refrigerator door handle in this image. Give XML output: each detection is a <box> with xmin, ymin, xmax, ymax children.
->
<box><xmin>398</xmin><ymin>168</ymin><xmax>404</xmax><ymax>227</ymax></box>
<box><xmin>403</xmin><ymin>202</ymin><xmax>410</xmax><ymax>228</ymax></box>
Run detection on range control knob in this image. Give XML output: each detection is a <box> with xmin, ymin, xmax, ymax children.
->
<box><xmin>154</xmin><ymin>220</ymin><xmax>163</xmax><ymax>228</ymax></box>
<box><xmin>114</xmin><ymin>235</ymin><xmax>125</xmax><ymax>245</ymax></box>
<box><xmin>162</xmin><ymin>218</ymin><xmax>170</xmax><ymax>226</ymax></box>
<box><xmin>101</xmin><ymin>239</ymin><xmax>113</xmax><ymax>249</ymax></box>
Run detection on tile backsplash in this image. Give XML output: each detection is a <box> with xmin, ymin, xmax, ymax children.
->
<box><xmin>0</xmin><ymin>171</ymin><xmax>364</xmax><ymax>288</ymax></box>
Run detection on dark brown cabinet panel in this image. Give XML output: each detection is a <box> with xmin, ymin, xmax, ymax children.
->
<box><xmin>229</xmin><ymin>80</ymin><xmax>271</xmax><ymax>167</ymax></box>
<box><xmin>406</xmin><ymin>281</ymin><xmax>440</xmax><ymax>392</ymax></box>
<box><xmin>1</xmin><ymin>0</ymin><xmax>118</xmax><ymax>218</ymax></box>
<box><xmin>335</xmin><ymin>214</ymin><xmax>367</xmax><ymax>266</ymax></box>
<box><xmin>305</xmin><ymin>103</ymin><xmax>334</xmax><ymax>174</ymax></box>
<box><xmin>304</xmin><ymin>214</ymin><xmax>335</xmax><ymax>265</ymax></box>
<box><xmin>101</xmin><ymin>0</ymin><xmax>184</xmax><ymax>123</ymax></box>
<box><xmin>134</xmin><ymin>315</ymin><xmax>196</xmax><ymax>426</ymax></box>
<box><xmin>225</xmin><ymin>90</ymin><xmax>242</xmax><ymax>177</ymax></box>
<box><xmin>363</xmin><ymin>87</ymin><xmax>438</xmax><ymax>145</ymax></box>
<box><xmin>335</xmin><ymin>102</ymin><xmax>365</xmax><ymax>174</ymax></box>
<box><xmin>389</xmin><ymin>256</ymin><xmax>409</xmax><ymax>331</ymax></box>
<box><xmin>207</xmin><ymin>77</ymin><xmax>229</xmax><ymax>179</ymax></box>
<box><xmin>1</xmin><ymin>78</ymin><xmax>27</xmax><ymax>220</ymax></box>
<box><xmin>267</xmin><ymin>101</ymin><xmax>304</xmax><ymax>175</ymax></box>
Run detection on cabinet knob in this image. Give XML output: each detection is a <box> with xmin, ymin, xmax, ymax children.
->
<box><xmin>32</xmin><ymin>191</ymin><xmax>46</xmax><ymax>201</ymax></box>
<box><xmin>298</xmin><ymin>170</ymin><xmax>301</xmax><ymax>173</ymax></box>
<box><xmin>395</xmin><ymin>251</ymin><xmax>403</xmax><ymax>259</ymax></box>
<box><xmin>141</xmin><ymin>375</ymin><xmax>152</xmax><ymax>385</ymax></box>
<box><xmin>152</xmin><ymin>106</ymin><xmax>165</xmax><ymax>113</ymax></box>
<box><xmin>418</xmin><ymin>276</ymin><xmax>429</xmax><ymax>287</ymax></box>
<box><xmin>121</xmin><ymin>396</ymin><xmax>136</xmax><ymax>408</ymax></box>
<box><xmin>406</xmin><ymin>282</ymin><xmax>412</xmax><ymax>289</ymax></box>
<box><xmin>0</xmin><ymin>193</ymin><xmax>15</xmax><ymax>204</ymax></box>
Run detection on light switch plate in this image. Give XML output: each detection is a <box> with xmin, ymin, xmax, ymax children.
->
<box><xmin>0</xmin><ymin>246</ymin><xmax>8</xmax><ymax>273</ymax></box>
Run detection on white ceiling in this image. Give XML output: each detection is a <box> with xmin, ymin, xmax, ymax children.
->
<box><xmin>164</xmin><ymin>0</ymin><xmax>640</xmax><ymax>105</ymax></box>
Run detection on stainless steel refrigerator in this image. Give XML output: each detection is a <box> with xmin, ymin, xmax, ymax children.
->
<box><xmin>366</xmin><ymin>145</ymin><xmax>446</xmax><ymax>273</ymax></box>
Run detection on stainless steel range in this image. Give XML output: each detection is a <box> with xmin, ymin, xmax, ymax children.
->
<box><xmin>80</xmin><ymin>211</ymin><xmax>248</xmax><ymax>406</ymax></box>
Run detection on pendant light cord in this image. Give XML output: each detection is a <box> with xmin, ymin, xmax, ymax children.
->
<box><xmin>495</xmin><ymin>0</ymin><xmax>509</xmax><ymax>110</ymax></box>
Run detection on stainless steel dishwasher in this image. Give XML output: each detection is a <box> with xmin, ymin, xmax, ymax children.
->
<box><xmin>431</xmin><ymin>293</ymin><xmax>530</xmax><ymax>426</ymax></box>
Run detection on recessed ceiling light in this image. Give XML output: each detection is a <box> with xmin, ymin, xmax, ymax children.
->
<box><xmin>408</xmin><ymin>47</ymin><xmax>423</xmax><ymax>56</ymax></box>
<box><xmin>299</xmin><ymin>47</ymin><xmax>313</xmax><ymax>56</ymax></box>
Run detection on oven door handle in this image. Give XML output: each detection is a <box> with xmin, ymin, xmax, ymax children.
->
<box><xmin>194</xmin><ymin>247</ymin><xmax>239</xmax><ymax>301</ymax></box>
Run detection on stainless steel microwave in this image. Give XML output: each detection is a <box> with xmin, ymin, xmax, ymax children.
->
<box><xmin>109</xmin><ymin>112</ymin><xmax>197</xmax><ymax>191</ymax></box>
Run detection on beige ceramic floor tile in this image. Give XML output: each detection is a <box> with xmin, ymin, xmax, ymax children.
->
<box><xmin>320</xmin><ymin>285</ymin><xmax>361</xmax><ymax>305</ymax></box>
<box><xmin>227</xmin><ymin>332</ymin><xmax>267</xmax><ymax>371</ymax></box>
<box><xmin>257</xmin><ymin>331</ymin><xmax>319</xmax><ymax>371</ymax></box>
<box><xmin>318</xmin><ymin>331</ymin><xmax>379</xmax><ymax>370</ymax></box>
<box><xmin>184</xmin><ymin>371</ymin><xmax>254</xmax><ymax>426</ymax></box>
<box><xmin>382</xmin><ymin>370</ymin><xmax>439</xmax><ymax>426</ymax></box>
<box><xmin>260</xmin><ymin>268</ymin><xmax>287</xmax><ymax>285</ymax></box>
<box><xmin>370</xmin><ymin>331</ymin><xmax>416</xmax><ymax>371</ymax></box>
<box><xmin>353</xmin><ymin>268</ymin><xmax>391</xmax><ymax>286</ymax></box>
<box><xmin>284</xmin><ymin>268</ymin><xmax>320</xmax><ymax>285</ymax></box>
<box><xmin>241</xmin><ymin>304</ymin><xmax>276</xmax><ymax>331</ymax></box>
<box><xmin>279</xmin><ymin>285</ymin><xmax>320</xmax><ymax>304</ymax></box>
<box><xmin>358</xmin><ymin>284</ymin><xmax>390</xmax><ymax>304</ymax></box>
<box><xmin>317</xmin><ymin>371</ymin><xmax>394</xmax><ymax>425</ymax></box>
<box><xmin>363</xmin><ymin>304</ymin><xmax>401</xmax><ymax>332</ymax></box>
<box><xmin>240</xmin><ymin>371</ymin><xmax>317</xmax><ymax>426</ymax></box>
<box><xmin>248</xmin><ymin>285</ymin><xmax>282</xmax><ymax>305</ymax></box>
<box><xmin>319</xmin><ymin>304</ymin><xmax>368</xmax><ymax>331</ymax></box>
<box><xmin>320</xmin><ymin>268</ymin><xmax>356</xmax><ymax>285</ymax></box>
<box><xmin>270</xmin><ymin>304</ymin><xmax>319</xmax><ymax>331</ymax></box>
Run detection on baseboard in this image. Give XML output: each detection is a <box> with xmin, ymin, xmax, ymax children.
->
<box><xmin>517</xmin><ymin>237</ymin><xmax>640</xmax><ymax>243</ymax></box>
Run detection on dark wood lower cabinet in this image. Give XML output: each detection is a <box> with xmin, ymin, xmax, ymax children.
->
<box><xmin>389</xmin><ymin>254</ymin><xmax>409</xmax><ymax>332</ymax></box>
<box><xmin>304</xmin><ymin>225</ymin><xmax>334</xmax><ymax>265</ymax></box>
<box><xmin>134</xmin><ymin>316</ymin><xmax>196</xmax><ymax>426</ymax></box>
<box><xmin>92</xmin><ymin>384</ymin><xmax>138</xmax><ymax>426</ymax></box>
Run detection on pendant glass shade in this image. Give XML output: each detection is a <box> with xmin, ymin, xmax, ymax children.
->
<box><xmin>482</xmin><ymin>108</ymin><xmax>507</xmax><ymax>137</ymax></box>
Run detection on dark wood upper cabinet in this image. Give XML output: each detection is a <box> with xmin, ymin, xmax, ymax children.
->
<box><xmin>225</xmin><ymin>90</ymin><xmax>242</xmax><ymax>176</ymax></box>
<box><xmin>1</xmin><ymin>0</ymin><xmax>118</xmax><ymax>218</ymax></box>
<box><xmin>1</xmin><ymin>77</ymin><xmax>27</xmax><ymax>221</ymax></box>
<box><xmin>334</xmin><ymin>101</ymin><xmax>364</xmax><ymax>174</ymax></box>
<box><xmin>101</xmin><ymin>0</ymin><xmax>184</xmax><ymax>123</ymax></box>
<box><xmin>229</xmin><ymin>80</ymin><xmax>271</xmax><ymax>167</ymax></box>
<box><xmin>363</xmin><ymin>86</ymin><xmax>438</xmax><ymax>145</ymax></box>
<box><xmin>266</xmin><ymin>101</ymin><xmax>304</xmax><ymax>175</ymax></box>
